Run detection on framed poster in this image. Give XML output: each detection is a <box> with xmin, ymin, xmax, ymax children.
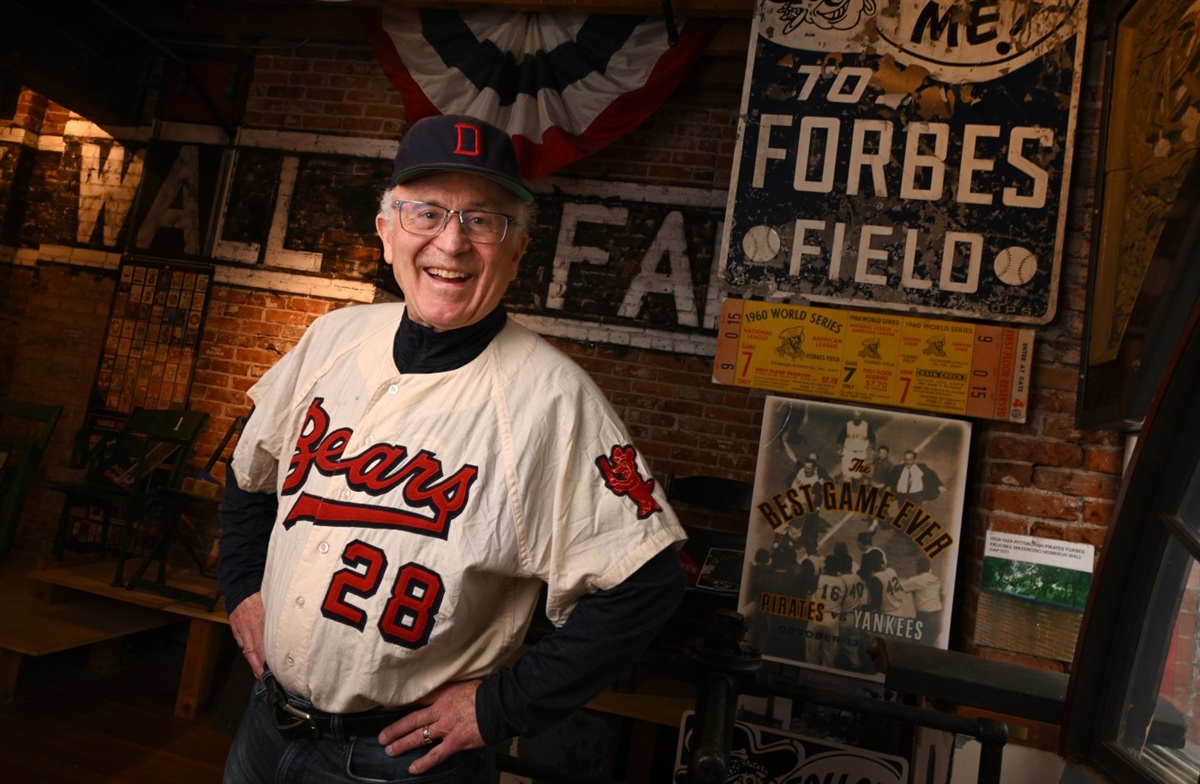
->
<box><xmin>737</xmin><ymin>397</ymin><xmax>970</xmax><ymax>679</ymax></box>
<box><xmin>717</xmin><ymin>0</ymin><xmax>1089</xmax><ymax>324</ymax></box>
<box><xmin>92</xmin><ymin>256</ymin><xmax>214</xmax><ymax>417</ymax></box>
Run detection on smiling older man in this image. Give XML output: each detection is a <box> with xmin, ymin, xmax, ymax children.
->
<box><xmin>218</xmin><ymin>115</ymin><xmax>686</xmax><ymax>783</ymax></box>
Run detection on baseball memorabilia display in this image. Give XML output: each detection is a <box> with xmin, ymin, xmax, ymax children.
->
<box><xmin>713</xmin><ymin>299</ymin><xmax>1034</xmax><ymax>422</ymax></box>
<box><xmin>95</xmin><ymin>257</ymin><xmax>213</xmax><ymax>416</ymax></box>
<box><xmin>738</xmin><ymin>397</ymin><xmax>970</xmax><ymax>678</ymax></box>
<box><xmin>976</xmin><ymin>532</ymin><xmax>1094</xmax><ymax>660</ymax></box>
<box><xmin>716</xmin><ymin>0</ymin><xmax>1090</xmax><ymax>324</ymax></box>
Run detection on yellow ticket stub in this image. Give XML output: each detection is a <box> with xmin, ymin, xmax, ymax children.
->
<box><xmin>712</xmin><ymin>299</ymin><xmax>1033</xmax><ymax>422</ymax></box>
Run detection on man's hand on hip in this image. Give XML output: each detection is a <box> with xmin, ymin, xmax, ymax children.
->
<box><xmin>378</xmin><ymin>680</ymin><xmax>485</xmax><ymax>775</ymax></box>
<box><xmin>228</xmin><ymin>591</ymin><xmax>266</xmax><ymax>679</ymax></box>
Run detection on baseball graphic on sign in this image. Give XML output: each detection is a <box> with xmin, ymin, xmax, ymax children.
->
<box><xmin>742</xmin><ymin>225</ymin><xmax>782</xmax><ymax>263</ymax></box>
<box><xmin>993</xmin><ymin>246</ymin><xmax>1038</xmax><ymax>286</ymax></box>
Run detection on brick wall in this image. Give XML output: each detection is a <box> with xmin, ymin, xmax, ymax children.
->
<box><xmin>1</xmin><ymin>264</ymin><xmax>118</xmax><ymax>548</ymax></box>
<box><xmin>190</xmin><ymin>286</ymin><xmax>342</xmax><ymax>471</ymax></box>
<box><xmin>0</xmin><ymin>38</ymin><xmax>1122</xmax><ymax>681</ymax></box>
<box><xmin>244</xmin><ymin>44</ymin><xmax>407</xmax><ymax>138</ymax></box>
<box><xmin>953</xmin><ymin>41</ymin><xmax>1125</xmax><ymax>671</ymax></box>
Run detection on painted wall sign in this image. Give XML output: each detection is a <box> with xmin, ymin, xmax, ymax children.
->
<box><xmin>129</xmin><ymin>141</ymin><xmax>225</xmax><ymax>259</ymax></box>
<box><xmin>713</xmin><ymin>299</ymin><xmax>1033</xmax><ymax>422</ymax></box>
<box><xmin>514</xmin><ymin>181</ymin><xmax>726</xmax><ymax>336</ymax></box>
<box><xmin>717</xmin><ymin>0</ymin><xmax>1090</xmax><ymax>324</ymax></box>
<box><xmin>13</xmin><ymin>125</ymin><xmax>729</xmax><ymax>356</ymax></box>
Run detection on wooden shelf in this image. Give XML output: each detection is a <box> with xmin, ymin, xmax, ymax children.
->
<box><xmin>29</xmin><ymin>559</ymin><xmax>226</xmax><ymax>623</ymax></box>
<box><xmin>27</xmin><ymin>559</ymin><xmax>229</xmax><ymax>719</ymax></box>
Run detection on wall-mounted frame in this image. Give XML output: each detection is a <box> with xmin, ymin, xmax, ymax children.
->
<box><xmin>1077</xmin><ymin>0</ymin><xmax>1200</xmax><ymax>430</ymax></box>
<box><xmin>90</xmin><ymin>255</ymin><xmax>215</xmax><ymax>419</ymax></box>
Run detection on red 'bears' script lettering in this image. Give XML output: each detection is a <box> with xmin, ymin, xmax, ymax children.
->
<box><xmin>281</xmin><ymin>398</ymin><xmax>477</xmax><ymax>539</ymax></box>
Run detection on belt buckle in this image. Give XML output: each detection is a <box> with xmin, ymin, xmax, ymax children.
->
<box><xmin>264</xmin><ymin>672</ymin><xmax>319</xmax><ymax>740</ymax></box>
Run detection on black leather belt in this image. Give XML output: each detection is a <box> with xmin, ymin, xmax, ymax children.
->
<box><xmin>263</xmin><ymin>670</ymin><xmax>412</xmax><ymax>740</ymax></box>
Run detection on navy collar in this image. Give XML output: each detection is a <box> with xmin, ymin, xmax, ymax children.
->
<box><xmin>393</xmin><ymin>304</ymin><xmax>508</xmax><ymax>374</ymax></box>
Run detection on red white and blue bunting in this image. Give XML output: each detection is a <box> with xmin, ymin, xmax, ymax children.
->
<box><xmin>365</xmin><ymin>7</ymin><xmax>723</xmax><ymax>180</ymax></box>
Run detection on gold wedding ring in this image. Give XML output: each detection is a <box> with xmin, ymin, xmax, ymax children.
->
<box><xmin>421</xmin><ymin>724</ymin><xmax>433</xmax><ymax>745</ymax></box>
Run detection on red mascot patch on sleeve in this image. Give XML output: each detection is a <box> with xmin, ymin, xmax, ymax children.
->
<box><xmin>595</xmin><ymin>444</ymin><xmax>662</xmax><ymax>520</ymax></box>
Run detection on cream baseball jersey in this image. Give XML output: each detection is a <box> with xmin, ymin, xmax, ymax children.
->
<box><xmin>232</xmin><ymin>303</ymin><xmax>685</xmax><ymax>712</ymax></box>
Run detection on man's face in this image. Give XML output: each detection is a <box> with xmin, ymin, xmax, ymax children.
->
<box><xmin>376</xmin><ymin>171</ymin><xmax>529</xmax><ymax>332</ymax></box>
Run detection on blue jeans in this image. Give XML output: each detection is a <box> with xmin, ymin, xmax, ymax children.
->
<box><xmin>223</xmin><ymin>679</ymin><xmax>496</xmax><ymax>783</ymax></box>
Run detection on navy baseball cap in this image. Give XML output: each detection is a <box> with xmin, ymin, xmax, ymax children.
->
<box><xmin>391</xmin><ymin>114</ymin><xmax>534</xmax><ymax>203</ymax></box>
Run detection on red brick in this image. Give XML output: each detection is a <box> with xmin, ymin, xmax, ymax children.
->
<box><xmin>985</xmin><ymin>434</ymin><xmax>1083</xmax><ymax>467</ymax></box>
<box><xmin>1081</xmin><ymin>499</ymin><xmax>1115</xmax><ymax>526</ymax></box>
<box><xmin>1083</xmin><ymin>446</ymin><xmax>1125</xmax><ymax>474</ymax></box>
<box><xmin>1034</xmin><ymin>387</ymin><xmax>1079</xmax><ymax>415</ymax></box>
<box><xmin>982</xmin><ymin>487</ymin><xmax>1080</xmax><ymax>521</ymax></box>
<box><xmin>985</xmin><ymin>461</ymin><xmax>1034</xmax><ymax>487</ymax></box>
<box><xmin>1033</xmin><ymin>365</ymin><xmax>1081</xmax><ymax>392</ymax></box>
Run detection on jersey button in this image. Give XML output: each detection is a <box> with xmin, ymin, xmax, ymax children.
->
<box><xmin>388</xmin><ymin>384</ymin><xmax>399</xmax><ymax>394</ymax></box>
<box><xmin>318</xmin><ymin>542</ymin><xmax>329</xmax><ymax>554</ymax></box>
<box><xmin>295</xmin><ymin>597</ymin><xmax>305</xmax><ymax>607</ymax></box>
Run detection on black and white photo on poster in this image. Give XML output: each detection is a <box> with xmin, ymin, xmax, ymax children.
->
<box><xmin>737</xmin><ymin>397</ymin><xmax>970</xmax><ymax>678</ymax></box>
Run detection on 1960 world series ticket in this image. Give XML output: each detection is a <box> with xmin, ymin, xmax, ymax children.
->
<box><xmin>712</xmin><ymin>299</ymin><xmax>1034</xmax><ymax>422</ymax></box>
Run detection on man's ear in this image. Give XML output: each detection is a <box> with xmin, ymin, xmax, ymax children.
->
<box><xmin>375</xmin><ymin>212</ymin><xmax>393</xmax><ymax>264</ymax></box>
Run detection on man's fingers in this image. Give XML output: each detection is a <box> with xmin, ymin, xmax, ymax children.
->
<box><xmin>407</xmin><ymin>740</ymin><xmax>453</xmax><ymax>775</ymax></box>
<box><xmin>379</xmin><ymin>711</ymin><xmax>431</xmax><ymax>748</ymax></box>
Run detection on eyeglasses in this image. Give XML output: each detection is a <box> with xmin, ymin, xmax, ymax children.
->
<box><xmin>392</xmin><ymin>200</ymin><xmax>515</xmax><ymax>244</ymax></box>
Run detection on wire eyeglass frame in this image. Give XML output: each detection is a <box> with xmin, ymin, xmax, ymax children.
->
<box><xmin>392</xmin><ymin>199</ymin><xmax>515</xmax><ymax>244</ymax></box>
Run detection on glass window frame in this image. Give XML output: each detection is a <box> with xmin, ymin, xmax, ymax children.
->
<box><xmin>1063</xmin><ymin>294</ymin><xmax>1200</xmax><ymax>782</ymax></box>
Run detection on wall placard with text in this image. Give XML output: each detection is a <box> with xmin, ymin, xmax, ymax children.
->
<box><xmin>713</xmin><ymin>299</ymin><xmax>1033</xmax><ymax>422</ymax></box>
<box><xmin>717</xmin><ymin>0</ymin><xmax>1089</xmax><ymax>324</ymax></box>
